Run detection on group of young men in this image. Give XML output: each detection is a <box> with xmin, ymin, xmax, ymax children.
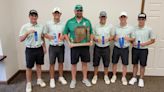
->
<box><xmin>19</xmin><ymin>5</ymin><xmax>155</xmax><ymax>92</ymax></box>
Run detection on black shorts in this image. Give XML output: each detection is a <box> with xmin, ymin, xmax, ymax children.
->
<box><xmin>112</xmin><ymin>46</ymin><xmax>129</xmax><ymax>65</ymax></box>
<box><xmin>93</xmin><ymin>45</ymin><xmax>110</xmax><ymax>67</ymax></box>
<box><xmin>25</xmin><ymin>46</ymin><xmax>44</xmax><ymax>69</ymax></box>
<box><xmin>49</xmin><ymin>45</ymin><xmax>65</xmax><ymax>64</ymax></box>
<box><xmin>132</xmin><ymin>47</ymin><xmax>148</xmax><ymax>67</ymax></box>
<box><xmin>71</xmin><ymin>46</ymin><xmax>90</xmax><ymax>64</ymax></box>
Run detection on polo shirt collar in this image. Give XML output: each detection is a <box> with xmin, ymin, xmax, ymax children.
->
<box><xmin>29</xmin><ymin>22</ymin><xmax>38</xmax><ymax>27</ymax></box>
<box><xmin>74</xmin><ymin>16</ymin><xmax>84</xmax><ymax>23</ymax></box>
<box><xmin>119</xmin><ymin>24</ymin><xmax>129</xmax><ymax>28</ymax></box>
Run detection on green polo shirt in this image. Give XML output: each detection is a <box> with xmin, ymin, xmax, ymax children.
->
<box><xmin>132</xmin><ymin>26</ymin><xmax>156</xmax><ymax>49</ymax></box>
<box><xmin>63</xmin><ymin>17</ymin><xmax>93</xmax><ymax>43</ymax></box>
<box><xmin>19</xmin><ymin>23</ymin><xmax>44</xmax><ymax>48</ymax></box>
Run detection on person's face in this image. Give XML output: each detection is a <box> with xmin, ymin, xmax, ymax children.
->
<box><xmin>53</xmin><ymin>11</ymin><xmax>61</xmax><ymax>20</ymax></box>
<box><xmin>138</xmin><ymin>18</ymin><xmax>146</xmax><ymax>26</ymax></box>
<box><xmin>74</xmin><ymin>10</ymin><xmax>83</xmax><ymax>18</ymax></box>
<box><xmin>29</xmin><ymin>15</ymin><xmax>38</xmax><ymax>24</ymax></box>
<box><xmin>119</xmin><ymin>15</ymin><xmax>127</xmax><ymax>23</ymax></box>
<box><xmin>99</xmin><ymin>16</ymin><xmax>107</xmax><ymax>24</ymax></box>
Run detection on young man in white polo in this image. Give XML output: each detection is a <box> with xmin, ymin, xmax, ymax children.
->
<box><xmin>43</xmin><ymin>7</ymin><xmax>67</xmax><ymax>88</ymax></box>
<box><xmin>111</xmin><ymin>12</ymin><xmax>134</xmax><ymax>85</ymax></box>
<box><xmin>92</xmin><ymin>11</ymin><xmax>114</xmax><ymax>85</ymax></box>
<box><xmin>129</xmin><ymin>13</ymin><xmax>155</xmax><ymax>87</ymax></box>
<box><xmin>19</xmin><ymin>10</ymin><xmax>46</xmax><ymax>92</ymax></box>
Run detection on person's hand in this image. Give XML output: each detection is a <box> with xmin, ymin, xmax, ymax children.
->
<box><xmin>124</xmin><ymin>36</ymin><xmax>131</xmax><ymax>42</ymax></box>
<box><xmin>49</xmin><ymin>35</ymin><xmax>54</xmax><ymax>40</ymax></box>
<box><xmin>140</xmin><ymin>43</ymin><xmax>146</xmax><ymax>47</ymax></box>
<box><xmin>105</xmin><ymin>38</ymin><xmax>109</xmax><ymax>43</ymax></box>
<box><xmin>26</xmin><ymin>30</ymin><xmax>35</xmax><ymax>35</ymax></box>
<box><xmin>58</xmin><ymin>35</ymin><xmax>64</xmax><ymax>42</ymax></box>
<box><xmin>89</xmin><ymin>41</ymin><xmax>93</xmax><ymax>46</ymax></box>
<box><xmin>95</xmin><ymin>38</ymin><xmax>101</xmax><ymax>43</ymax></box>
<box><xmin>114</xmin><ymin>36</ymin><xmax>119</xmax><ymax>41</ymax></box>
<box><xmin>68</xmin><ymin>43</ymin><xmax>74</xmax><ymax>48</ymax></box>
<box><xmin>133</xmin><ymin>42</ymin><xmax>137</xmax><ymax>47</ymax></box>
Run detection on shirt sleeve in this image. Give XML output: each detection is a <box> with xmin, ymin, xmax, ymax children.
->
<box><xmin>88</xmin><ymin>20</ymin><xmax>93</xmax><ymax>34</ymax></box>
<box><xmin>149</xmin><ymin>28</ymin><xmax>156</xmax><ymax>39</ymax></box>
<box><xmin>19</xmin><ymin>25</ymin><xmax>26</xmax><ymax>36</ymax></box>
<box><xmin>110</xmin><ymin>25</ymin><xmax>115</xmax><ymax>36</ymax></box>
<box><xmin>130</xmin><ymin>27</ymin><xmax>135</xmax><ymax>38</ymax></box>
<box><xmin>63</xmin><ymin>21</ymin><xmax>70</xmax><ymax>35</ymax></box>
<box><xmin>43</xmin><ymin>23</ymin><xmax>49</xmax><ymax>34</ymax></box>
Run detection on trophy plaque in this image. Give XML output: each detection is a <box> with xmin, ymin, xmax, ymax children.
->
<box><xmin>69</xmin><ymin>26</ymin><xmax>91</xmax><ymax>47</ymax></box>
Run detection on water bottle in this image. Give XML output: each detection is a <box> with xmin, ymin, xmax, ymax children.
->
<box><xmin>137</xmin><ymin>40</ymin><xmax>141</xmax><ymax>49</ymax></box>
<box><xmin>34</xmin><ymin>31</ymin><xmax>38</xmax><ymax>41</ymax></box>
<box><xmin>54</xmin><ymin>33</ymin><xmax>58</xmax><ymax>45</ymax></box>
<box><xmin>102</xmin><ymin>36</ymin><xmax>105</xmax><ymax>45</ymax></box>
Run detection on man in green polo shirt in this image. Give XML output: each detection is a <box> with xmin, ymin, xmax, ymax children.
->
<box><xmin>64</xmin><ymin>5</ymin><xmax>93</xmax><ymax>88</ymax></box>
<box><xmin>19</xmin><ymin>10</ymin><xmax>46</xmax><ymax>92</ymax></box>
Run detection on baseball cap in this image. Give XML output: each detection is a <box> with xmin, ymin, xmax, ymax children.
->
<box><xmin>138</xmin><ymin>13</ymin><xmax>147</xmax><ymax>19</ymax></box>
<box><xmin>75</xmin><ymin>4</ymin><xmax>83</xmax><ymax>11</ymax></box>
<box><xmin>100</xmin><ymin>11</ymin><xmax>107</xmax><ymax>17</ymax></box>
<box><xmin>52</xmin><ymin>7</ymin><xmax>62</xmax><ymax>13</ymax></box>
<box><xmin>29</xmin><ymin>10</ymin><xmax>38</xmax><ymax>16</ymax></box>
<box><xmin>120</xmin><ymin>11</ymin><xmax>128</xmax><ymax>17</ymax></box>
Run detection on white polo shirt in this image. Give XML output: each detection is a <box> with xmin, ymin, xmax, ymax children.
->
<box><xmin>19</xmin><ymin>23</ymin><xmax>44</xmax><ymax>48</ymax></box>
<box><xmin>44</xmin><ymin>20</ymin><xmax>65</xmax><ymax>46</ymax></box>
<box><xmin>93</xmin><ymin>23</ymin><xmax>114</xmax><ymax>47</ymax></box>
<box><xmin>132</xmin><ymin>26</ymin><xmax>156</xmax><ymax>49</ymax></box>
<box><xmin>114</xmin><ymin>24</ymin><xmax>134</xmax><ymax>48</ymax></box>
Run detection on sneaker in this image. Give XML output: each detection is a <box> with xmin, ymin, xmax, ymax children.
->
<box><xmin>70</xmin><ymin>80</ymin><xmax>76</xmax><ymax>89</ymax></box>
<box><xmin>92</xmin><ymin>75</ymin><xmax>98</xmax><ymax>84</ymax></box>
<box><xmin>104</xmin><ymin>75</ymin><xmax>110</xmax><ymax>84</ymax></box>
<box><xmin>50</xmin><ymin>79</ymin><xmax>55</xmax><ymax>88</ymax></box>
<box><xmin>129</xmin><ymin>77</ymin><xmax>137</xmax><ymax>85</ymax></box>
<box><xmin>121</xmin><ymin>77</ymin><xmax>128</xmax><ymax>85</ymax></box>
<box><xmin>138</xmin><ymin>79</ymin><xmax>144</xmax><ymax>87</ymax></box>
<box><xmin>82</xmin><ymin>79</ymin><xmax>92</xmax><ymax>87</ymax></box>
<box><xmin>37</xmin><ymin>79</ymin><xmax>46</xmax><ymax>87</ymax></box>
<box><xmin>111</xmin><ymin>75</ymin><xmax>117</xmax><ymax>83</ymax></box>
<box><xmin>26</xmin><ymin>82</ymin><xmax>32</xmax><ymax>92</ymax></box>
<box><xmin>59</xmin><ymin>77</ymin><xmax>67</xmax><ymax>85</ymax></box>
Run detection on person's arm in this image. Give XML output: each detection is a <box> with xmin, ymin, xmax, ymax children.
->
<box><xmin>41</xmin><ymin>34</ymin><xmax>47</xmax><ymax>54</ymax></box>
<box><xmin>108</xmin><ymin>26</ymin><xmax>115</xmax><ymax>42</ymax></box>
<box><xmin>88</xmin><ymin>20</ymin><xmax>94</xmax><ymax>46</ymax></box>
<box><xmin>124</xmin><ymin>36</ymin><xmax>135</xmax><ymax>42</ymax></box>
<box><xmin>44</xmin><ymin>33</ymin><xmax>54</xmax><ymax>40</ymax></box>
<box><xmin>140</xmin><ymin>39</ymin><xmax>155</xmax><ymax>47</ymax></box>
<box><xmin>19</xmin><ymin>29</ymin><xmax>35</xmax><ymax>42</ymax></box>
<box><xmin>125</xmin><ymin>27</ymin><xmax>135</xmax><ymax>42</ymax></box>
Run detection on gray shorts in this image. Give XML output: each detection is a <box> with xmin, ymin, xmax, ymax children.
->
<box><xmin>49</xmin><ymin>45</ymin><xmax>65</xmax><ymax>64</ymax></box>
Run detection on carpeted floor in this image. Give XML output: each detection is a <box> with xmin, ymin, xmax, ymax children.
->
<box><xmin>0</xmin><ymin>71</ymin><xmax>164</xmax><ymax>92</ymax></box>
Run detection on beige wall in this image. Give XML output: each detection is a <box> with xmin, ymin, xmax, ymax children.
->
<box><xmin>0</xmin><ymin>0</ymin><xmax>19</xmax><ymax>81</ymax></box>
<box><xmin>12</xmin><ymin>0</ymin><xmax>141</xmax><ymax>71</ymax></box>
<box><xmin>1</xmin><ymin>0</ymin><xmax>164</xmax><ymax>77</ymax></box>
